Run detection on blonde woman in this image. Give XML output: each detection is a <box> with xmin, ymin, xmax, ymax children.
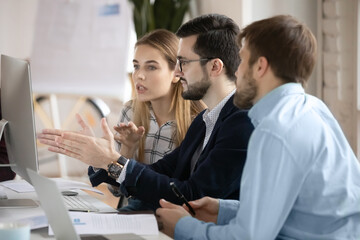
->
<box><xmin>88</xmin><ymin>29</ymin><xmax>205</xmax><ymax>211</ymax></box>
<box><xmin>113</xmin><ymin>29</ymin><xmax>204</xmax><ymax>164</ymax></box>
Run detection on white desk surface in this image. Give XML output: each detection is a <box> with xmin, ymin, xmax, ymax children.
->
<box><xmin>31</xmin><ymin>227</ymin><xmax>171</xmax><ymax>240</ymax></box>
<box><xmin>0</xmin><ymin>181</ymin><xmax>172</xmax><ymax>240</ymax></box>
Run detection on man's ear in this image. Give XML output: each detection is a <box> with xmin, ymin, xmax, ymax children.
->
<box><xmin>210</xmin><ymin>58</ymin><xmax>224</xmax><ymax>76</ymax></box>
<box><xmin>254</xmin><ymin>56</ymin><xmax>269</xmax><ymax>78</ymax></box>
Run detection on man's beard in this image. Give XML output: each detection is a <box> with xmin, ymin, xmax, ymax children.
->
<box><xmin>234</xmin><ymin>69</ymin><xmax>257</xmax><ymax>109</ymax></box>
<box><xmin>181</xmin><ymin>72</ymin><xmax>211</xmax><ymax>101</ymax></box>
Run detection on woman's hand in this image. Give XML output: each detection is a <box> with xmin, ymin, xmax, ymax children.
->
<box><xmin>113</xmin><ymin>121</ymin><xmax>145</xmax><ymax>158</ymax></box>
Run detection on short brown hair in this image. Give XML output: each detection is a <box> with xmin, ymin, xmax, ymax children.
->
<box><xmin>238</xmin><ymin>15</ymin><xmax>317</xmax><ymax>87</ymax></box>
<box><xmin>176</xmin><ymin>14</ymin><xmax>240</xmax><ymax>81</ymax></box>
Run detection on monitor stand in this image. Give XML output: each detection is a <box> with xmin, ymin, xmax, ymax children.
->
<box><xmin>0</xmin><ymin>119</ymin><xmax>8</xmax><ymax>136</ymax></box>
<box><xmin>0</xmin><ymin>119</ymin><xmax>38</xmax><ymax>208</ymax></box>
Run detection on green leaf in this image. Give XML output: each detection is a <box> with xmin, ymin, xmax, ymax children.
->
<box><xmin>128</xmin><ymin>0</ymin><xmax>190</xmax><ymax>37</ymax></box>
<box><xmin>129</xmin><ymin>0</ymin><xmax>144</xmax><ymax>12</ymax></box>
<box><xmin>133</xmin><ymin>8</ymin><xmax>142</xmax><ymax>39</ymax></box>
<box><xmin>140</xmin><ymin>0</ymin><xmax>150</xmax><ymax>38</ymax></box>
<box><xmin>170</xmin><ymin>0</ymin><xmax>190</xmax><ymax>32</ymax></box>
<box><xmin>153</xmin><ymin>0</ymin><xmax>173</xmax><ymax>29</ymax></box>
<box><xmin>146</xmin><ymin>1</ymin><xmax>155</xmax><ymax>33</ymax></box>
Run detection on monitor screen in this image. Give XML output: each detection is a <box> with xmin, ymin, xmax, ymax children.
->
<box><xmin>0</xmin><ymin>55</ymin><xmax>39</xmax><ymax>184</ymax></box>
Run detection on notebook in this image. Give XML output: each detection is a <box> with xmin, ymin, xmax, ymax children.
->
<box><xmin>26</xmin><ymin>168</ymin><xmax>145</xmax><ymax>240</ymax></box>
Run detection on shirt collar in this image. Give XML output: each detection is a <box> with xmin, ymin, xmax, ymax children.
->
<box><xmin>203</xmin><ymin>89</ymin><xmax>236</xmax><ymax>124</ymax></box>
<box><xmin>248</xmin><ymin>83</ymin><xmax>305</xmax><ymax>127</ymax></box>
<box><xmin>148</xmin><ymin>104</ymin><xmax>176</xmax><ymax>126</ymax></box>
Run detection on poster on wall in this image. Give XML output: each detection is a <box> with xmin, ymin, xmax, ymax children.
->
<box><xmin>30</xmin><ymin>0</ymin><xmax>135</xmax><ymax>99</ymax></box>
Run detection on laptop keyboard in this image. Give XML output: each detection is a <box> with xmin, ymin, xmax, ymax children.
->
<box><xmin>63</xmin><ymin>196</ymin><xmax>99</xmax><ymax>212</ymax></box>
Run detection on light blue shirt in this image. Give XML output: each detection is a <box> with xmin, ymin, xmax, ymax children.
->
<box><xmin>175</xmin><ymin>83</ymin><xmax>360</xmax><ymax>240</ymax></box>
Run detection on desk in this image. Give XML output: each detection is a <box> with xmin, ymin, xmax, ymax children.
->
<box><xmin>85</xmin><ymin>183</ymin><xmax>120</xmax><ymax>209</ymax></box>
<box><xmin>0</xmin><ymin>181</ymin><xmax>172</xmax><ymax>240</ymax></box>
<box><xmin>31</xmin><ymin>227</ymin><xmax>172</xmax><ymax>240</ymax></box>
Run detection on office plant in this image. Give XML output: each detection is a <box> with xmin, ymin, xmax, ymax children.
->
<box><xmin>129</xmin><ymin>0</ymin><xmax>191</xmax><ymax>39</ymax></box>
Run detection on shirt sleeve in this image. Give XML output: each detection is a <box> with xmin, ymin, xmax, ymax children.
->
<box><xmin>174</xmin><ymin>129</ymin><xmax>306</xmax><ymax>239</ymax></box>
<box><xmin>117</xmin><ymin>159</ymin><xmax>130</xmax><ymax>184</ymax></box>
<box><xmin>217</xmin><ymin>199</ymin><xmax>240</xmax><ymax>225</ymax></box>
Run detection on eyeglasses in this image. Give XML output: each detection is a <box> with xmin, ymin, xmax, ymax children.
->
<box><xmin>176</xmin><ymin>57</ymin><xmax>214</xmax><ymax>72</ymax></box>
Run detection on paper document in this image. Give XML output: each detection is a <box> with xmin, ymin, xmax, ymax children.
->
<box><xmin>19</xmin><ymin>215</ymin><xmax>48</xmax><ymax>230</ymax></box>
<box><xmin>0</xmin><ymin>179</ymin><xmax>103</xmax><ymax>194</ymax></box>
<box><xmin>0</xmin><ymin>180</ymin><xmax>34</xmax><ymax>192</ymax></box>
<box><xmin>49</xmin><ymin>212</ymin><xmax>159</xmax><ymax>236</ymax></box>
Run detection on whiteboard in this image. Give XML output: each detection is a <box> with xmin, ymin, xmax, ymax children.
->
<box><xmin>30</xmin><ymin>0</ymin><xmax>135</xmax><ymax>99</ymax></box>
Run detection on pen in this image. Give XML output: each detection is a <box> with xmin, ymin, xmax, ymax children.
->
<box><xmin>170</xmin><ymin>182</ymin><xmax>196</xmax><ymax>216</ymax></box>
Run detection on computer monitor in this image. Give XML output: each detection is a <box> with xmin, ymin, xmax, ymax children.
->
<box><xmin>0</xmin><ymin>54</ymin><xmax>39</xmax><ymax>184</ymax></box>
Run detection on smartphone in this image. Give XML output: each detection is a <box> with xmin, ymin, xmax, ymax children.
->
<box><xmin>170</xmin><ymin>182</ymin><xmax>195</xmax><ymax>216</ymax></box>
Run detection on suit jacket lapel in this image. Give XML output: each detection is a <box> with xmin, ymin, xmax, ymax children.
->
<box><xmin>194</xmin><ymin>96</ymin><xmax>236</xmax><ymax>171</ymax></box>
<box><xmin>175</xmin><ymin>111</ymin><xmax>206</xmax><ymax>177</ymax></box>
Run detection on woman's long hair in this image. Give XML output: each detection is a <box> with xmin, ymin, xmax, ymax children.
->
<box><xmin>131</xmin><ymin>29</ymin><xmax>205</xmax><ymax>162</ymax></box>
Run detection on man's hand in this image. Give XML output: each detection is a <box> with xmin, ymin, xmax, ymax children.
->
<box><xmin>37</xmin><ymin>128</ymin><xmax>64</xmax><ymax>148</ymax></box>
<box><xmin>50</xmin><ymin>118</ymin><xmax>120</xmax><ymax>169</ymax></box>
<box><xmin>113</xmin><ymin>121</ymin><xmax>145</xmax><ymax>159</ymax></box>
<box><xmin>38</xmin><ymin>113</ymin><xmax>95</xmax><ymax>148</ymax></box>
<box><xmin>156</xmin><ymin>199</ymin><xmax>191</xmax><ymax>238</ymax></box>
<box><xmin>75</xmin><ymin>113</ymin><xmax>95</xmax><ymax>137</ymax></box>
<box><xmin>187</xmin><ymin>196</ymin><xmax>219</xmax><ymax>223</ymax></box>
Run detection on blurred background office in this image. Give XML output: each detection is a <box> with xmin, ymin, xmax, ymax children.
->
<box><xmin>0</xmin><ymin>0</ymin><xmax>359</xmax><ymax>181</ymax></box>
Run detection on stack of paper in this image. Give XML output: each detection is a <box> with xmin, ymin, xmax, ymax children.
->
<box><xmin>50</xmin><ymin>212</ymin><xmax>159</xmax><ymax>236</ymax></box>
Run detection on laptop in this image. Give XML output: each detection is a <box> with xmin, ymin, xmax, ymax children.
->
<box><xmin>26</xmin><ymin>168</ymin><xmax>144</xmax><ymax>240</ymax></box>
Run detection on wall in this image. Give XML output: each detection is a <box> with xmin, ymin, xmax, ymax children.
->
<box><xmin>194</xmin><ymin>0</ymin><xmax>243</xmax><ymax>27</ymax></box>
<box><xmin>0</xmin><ymin>0</ymin><xmax>38</xmax><ymax>59</ymax></box>
<box><xmin>195</xmin><ymin>0</ymin><xmax>320</xmax><ymax>96</ymax></box>
<box><xmin>244</xmin><ymin>0</ymin><xmax>320</xmax><ymax>97</ymax></box>
<box><xmin>197</xmin><ymin>0</ymin><xmax>360</xmax><ymax>155</ymax></box>
<box><xmin>0</xmin><ymin>0</ymin><xmax>38</xmax><ymax>89</ymax></box>
<box><xmin>0</xmin><ymin>0</ymin><xmax>125</xmax><ymax>177</ymax></box>
<box><xmin>322</xmin><ymin>0</ymin><xmax>358</xmax><ymax>152</ymax></box>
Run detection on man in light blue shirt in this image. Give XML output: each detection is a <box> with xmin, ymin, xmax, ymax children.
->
<box><xmin>156</xmin><ymin>15</ymin><xmax>360</xmax><ymax>239</ymax></box>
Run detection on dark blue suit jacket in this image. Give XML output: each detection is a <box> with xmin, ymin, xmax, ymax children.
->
<box><xmin>89</xmin><ymin>96</ymin><xmax>254</xmax><ymax>210</ymax></box>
